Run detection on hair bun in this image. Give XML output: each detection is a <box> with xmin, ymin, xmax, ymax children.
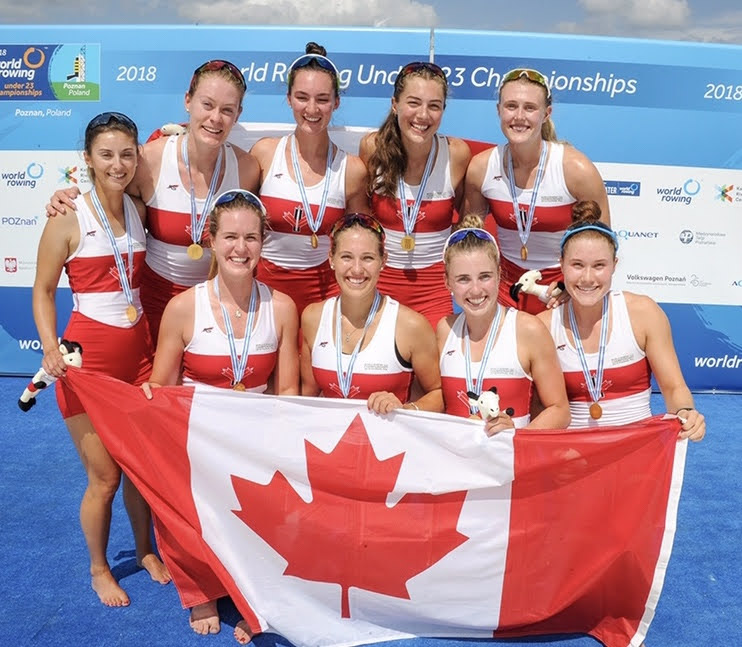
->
<box><xmin>457</xmin><ymin>214</ymin><xmax>486</xmax><ymax>230</ymax></box>
<box><xmin>305</xmin><ymin>42</ymin><xmax>327</xmax><ymax>57</ymax></box>
<box><xmin>571</xmin><ymin>200</ymin><xmax>602</xmax><ymax>225</ymax></box>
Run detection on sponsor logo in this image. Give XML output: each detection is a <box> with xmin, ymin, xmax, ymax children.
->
<box><xmin>694</xmin><ymin>354</ymin><xmax>742</xmax><ymax>369</ymax></box>
<box><xmin>715</xmin><ymin>183</ymin><xmax>742</xmax><ymax>204</ymax></box>
<box><xmin>540</xmin><ymin>195</ymin><xmax>565</xmax><ymax>203</ymax></box>
<box><xmin>678</xmin><ymin>230</ymin><xmax>726</xmax><ymax>246</ymax></box>
<box><xmin>656</xmin><ymin>178</ymin><xmax>700</xmax><ymax>205</ymax></box>
<box><xmin>363</xmin><ymin>363</ymin><xmax>389</xmax><ymax>371</ymax></box>
<box><xmin>1</xmin><ymin>215</ymin><xmax>39</xmax><ymax>226</ymax></box>
<box><xmin>167</xmin><ymin>184</ymin><xmax>179</xmax><ymax>190</ymax></box>
<box><xmin>59</xmin><ymin>166</ymin><xmax>78</xmax><ymax>185</ymax></box>
<box><xmin>4</xmin><ymin>257</ymin><xmax>17</xmax><ymax>273</ymax></box>
<box><xmin>604</xmin><ymin>181</ymin><xmax>641</xmax><ymax>197</ymax></box>
<box><xmin>617</xmin><ymin>229</ymin><xmax>659</xmax><ymax>240</ymax></box>
<box><xmin>690</xmin><ymin>274</ymin><xmax>711</xmax><ymax>288</ymax></box>
<box><xmin>611</xmin><ymin>353</ymin><xmax>635</xmax><ymax>365</ymax></box>
<box><xmin>1</xmin><ymin>162</ymin><xmax>44</xmax><ymax>189</ymax></box>
<box><xmin>625</xmin><ymin>273</ymin><xmax>686</xmax><ymax>286</ymax></box>
<box><xmin>732</xmin><ymin>280</ymin><xmax>742</xmax><ymax>287</ymax></box>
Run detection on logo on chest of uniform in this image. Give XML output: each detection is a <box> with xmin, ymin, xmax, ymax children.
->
<box><xmin>362</xmin><ymin>363</ymin><xmax>388</xmax><ymax>372</ymax></box>
<box><xmin>611</xmin><ymin>353</ymin><xmax>636</xmax><ymax>366</ymax></box>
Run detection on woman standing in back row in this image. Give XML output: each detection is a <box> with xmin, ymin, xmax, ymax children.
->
<box><xmin>251</xmin><ymin>42</ymin><xmax>369</xmax><ymax>317</ymax></box>
<box><xmin>464</xmin><ymin>67</ymin><xmax>609</xmax><ymax>314</ymax></box>
<box><xmin>360</xmin><ymin>61</ymin><xmax>471</xmax><ymax>328</ymax></box>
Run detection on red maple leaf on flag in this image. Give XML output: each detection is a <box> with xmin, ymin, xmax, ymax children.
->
<box><xmin>231</xmin><ymin>413</ymin><xmax>469</xmax><ymax>618</ymax></box>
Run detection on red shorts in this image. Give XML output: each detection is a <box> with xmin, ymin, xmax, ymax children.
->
<box><xmin>377</xmin><ymin>262</ymin><xmax>452</xmax><ymax>330</ymax></box>
<box><xmin>56</xmin><ymin>311</ymin><xmax>153</xmax><ymax>418</ymax></box>
<box><xmin>498</xmin><ymin>259</ymin><xmax>564</xmax><ymax>315</ymax></box>
<box><xmin>140</xmin><ymin>263</ymin><xmax>192</xmax><ymax>343</ymax></box>
<box><xmin>256</xmin><ymin>257</ymin><xmax>339</xmax><ymax>318</ymax></box>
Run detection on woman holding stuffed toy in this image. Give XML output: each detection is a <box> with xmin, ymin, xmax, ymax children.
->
<box><xmin>537</xmin><ymin>200</ymin><xmax>705</xmax><ymax>439</ymax></box>
<box><xmin>32</xmin><ymin>112</ymin><xmax>170</xmax><ymax>607</ymax></box>
<box><xmin>301</xmin><ymin>212</ymin><xmax>442</xmax><ymax>414</ymax></box>
<box><xmin>463</xmin><ymin>67</ymin><xmax>609</xmax><ymax>314</ymax></box>
<box><xmin>47</xmin><ymin>58</ymin><xmax>260</xmax><ymax>341</ymax></box>
<box><xmin>142</xmin><ymin>189</ymin><xmax>299</xmax><ymax>642</ymax></box>
<box><xmin>437</xmin><ymin>214</ymin><xmax>570</xmax><ymax>435</ymax></box>
<box><xmin>360</xmin><ymin>61</ymin><xmax>471</xmax><ymax>328</ymax></box>
<box><xmin>250</xmin><ymin>42</ymin><xmax>368</xmax><ymax>317</ymax></box>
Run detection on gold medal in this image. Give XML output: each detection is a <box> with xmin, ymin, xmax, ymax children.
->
<box><xmin>520</xmin><ymin>245</ymin><xmax>528</xmax><ymax>261</ymax></box>
<box><xmin>589</xmin><ymin>402</ymin><xmax>603</xmax><ymax>420</ymax></box>
<box><xmin>126</xmin><ymin>304</ymin><xmax>137</xmax><ymax>323</ymax></box>
<box><xmin>400</xmin><ymin>235</ymin><xmax>415</xmax><ymax>251</ymax></box>
<box><xmin>187</xmin><ymin>243</ymin><xmax>203</xmax><ymax>260</ymax></box>
<box><xmin>233</xmin><ymin>382</ymin><xmax>246</xmax><ymax>392</ymax></box>
<box><xmin>310</xmin><ymin>233</ymin><xmax>319</xmax><ymax>249</ymax></box>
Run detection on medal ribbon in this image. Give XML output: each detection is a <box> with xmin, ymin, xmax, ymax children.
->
<box><xmin>568</xmin><ymin>293</ymin><xmax>609</xmax><ymax>406</ymax></box>
<box><xmin>214</xmin><ymin>276</ymin><xmax>258</xmax><ymax>388</ymax></box>
<box><xmin>398</xmin><ymin>135</ymin><xmax>438</xmax><ymax>237</ymax></box>
<box><xmin>335</xmin><ymin>292</ymin><xmax>382</xmax><ymax>398</ymax></box>
<box><xmin>290</xmin><ymin>134</ymin><xmax>333</xmax><ymax>237</ymax></box>
<box><xmin>505</xmin><ymin>141</ymin><xmax>548</xmax><ymax>254</ymax></box>
<box><xmin>463</xmin><ymin>305</ymin><xmax>504</xmax><ymax>415</ymax></box>
<box><xmin>181</xmin><ymin>134</ymin><xmax>224</xmax><ymax>246</ymax></box>
<box><xmin>90</xmin><ymin>187</ymin><xmax>135</xmax><ymax>310</ymax></box>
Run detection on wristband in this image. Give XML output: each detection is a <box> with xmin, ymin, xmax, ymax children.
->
<box><xmin>674</xmin><ymin>407</ymin><xmax>694</xmax><ymax>415</ymax></box>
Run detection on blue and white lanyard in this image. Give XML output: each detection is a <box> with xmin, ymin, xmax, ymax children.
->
<box><xmin>568</xmin><ymin>294</ymin><xmax>609</xmax><ymax>404</ymax></box>
<box><xmin>290</xmin><ymin>135</ymin><xmax>333</xmax><ymax>236</ymax></box>
<box><xmin>505</xmin><ymin>141</ymin><xmax>548</xmax><ymax>252</ymax></box>
<box><xmin>90</xmin><ymin>187</ymin><xmax>134</xmax><ymax>307</ymax></box>
<box><xmin>334</xmin><ymin>292</ymin><xmax>382</xmax><ymax>398</ymax></box>
<box><xmin>181</xmin><ymin>134</ymin><xmax>223</xmax><ymax>245</ymax></box>
<box><xmin>463</xmin><ymin>305</ymin><xmax>504</xmax><ymax>414</ymax></box>
<box><xmin>214</xmin><ymin>276</ymin><xmax>258</xmax><ymax>388</ymax></box>
<box><xmin>398</xmin><ymin>135</ymin><xmax>438</xmax><ymax>237</ymax></box>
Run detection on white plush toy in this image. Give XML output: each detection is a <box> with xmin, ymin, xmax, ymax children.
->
<box><xmin>467</xmin><ymin>387</ymin><xmax>514</xmax><ymax>421</ymax></box>
<box><xmin>509</xmin><ymin>269</ymin><xmax>564</xmax><ymax>304</ymax></box>
<box><xmin>160</xmin><ymin>123</ymin><xmax>187</xmax><ymax>136</ymax></box>
<box><xmin>18</xmin><ymin>339</ymin><xmax>83</xmax><ymax>412</ymax></box>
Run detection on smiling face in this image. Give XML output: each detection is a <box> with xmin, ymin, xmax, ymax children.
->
<box><xmin>497</xmin><ymin>79</ymin><xmax>551</xmax><ymax>146</ymax></box>
<box><xmin>185</xmin><ymin>75</ymin><xmax>243</xmax><ymax>147</ymax></box>
<box><xmin>561</xmin><ymin>234</ymin><xmax>617</xmax><ymax>308</ymax></box>
<box><xmin>330</xmin><ymin>225</ymin><xmax>386</xmax><ymax>299</ymax></box>
<box><xmin>392</xmin><ymin>76</ymin><xmax>445</xmax><ymax>147</ymax></box>
<box><xmin>287</xmin><ymin>68</ymin><xmax>339</xmax><ymax>135</ymax></box>
<box><xmin>212</xmin><ymin>206</ymin><xmax>263</xmax><ymax>278</ymax></box>
<box><xmin>84</xmin><ymin>129</ymin><xmax>139</xmax><ymax>191</ymax></box>
<box><xmin>445</xmin><ymin>248</ymin><xmax>500</xmax><ymax>319</ymax></box>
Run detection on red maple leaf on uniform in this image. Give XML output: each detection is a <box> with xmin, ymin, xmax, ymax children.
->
<box><xmin>231</xmin><ymin>413</ymin><xmax>469</xmax><ymax>618</ymax></box>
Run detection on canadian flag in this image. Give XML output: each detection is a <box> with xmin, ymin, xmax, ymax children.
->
<box><xmin>65</xmin><ymin>369</ymin><xmax>687</xmax><ymax>647</ymax></box>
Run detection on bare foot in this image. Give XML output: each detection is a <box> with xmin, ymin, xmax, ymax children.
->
<box><xmin>138</xmin><ymin>553</ymin><xmax>171</xmax><ymax>584</ymax></box>
<box><xmin>234</xmin><ymin>619</ymin><xmax>253</xmax><ymax>644</ymax></box>
<box><xmin>91</xmin><ymin>569</ymin><xmax>130</xmax><ymax>607</ymax></box>
<box><xmin>189</xmin><ymin>600</ymin><xmax>220</xmax><ymax>635</ymax></box>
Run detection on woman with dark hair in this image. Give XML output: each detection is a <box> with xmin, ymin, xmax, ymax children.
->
<box><xmin>464</xmin><ymin>68</ymin><xmax>610</xmax><ymax>314</ymax></box>
<box><xmin>47</xmin><ymin>58</ymin><xmax>261</xmax><ymax>341</ymax></box>
<box><xmin>33</xmin><ymin>112</ymin><xmax>169</xmax><ymax>606</ymax></box>
<box><xmin>538</xmin><ymin>200</ymin><xmax>705</xmax><ymax>439</ymax></box>
<box><xmin>360</xmin><ymin>62</ymin><xmax>471</xmax><ymax>328</ymax></box>
<box><xmin>301</xmin><ymin>212</ymin><xmax>442</xmax><ymax>414</ymax></box>
<box><xmin>251</xmin><ymin>42</ymin><xmax>368</xmax><ymax>317</ymax></box>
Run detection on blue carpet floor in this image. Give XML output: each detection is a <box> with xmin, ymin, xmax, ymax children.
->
<box><xmin>1</xmin><ymin>377</ymin><xmax>739</xmax><ymax>647</ymax></box>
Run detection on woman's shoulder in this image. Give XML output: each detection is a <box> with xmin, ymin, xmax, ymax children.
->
<box><xmin>358</xmin><ymin>131</ymin><xmax>379</xmax><ymax>161</ymax></box>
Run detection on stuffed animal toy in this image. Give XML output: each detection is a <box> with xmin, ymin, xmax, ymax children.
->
<box><xmin>509</xmin><ymin>269</ymin><xmax>565</xmax><ymax>304</ymax></box>
<box><xmin>466</xmin><ymin>387</ymin><xmax>515</xmax><ymax>421</ymax></box>
<box><xmin>18</xmin><ymin>339</ymin><xmax>83</xmax><ymax>412</ymax></box>
<box><xmin>145</xmin><ymin>123</ymin><xmax>187</xmax><ymax>143</ymax></box>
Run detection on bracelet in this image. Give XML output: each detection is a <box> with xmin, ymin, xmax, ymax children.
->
<box><xmin>407</xmin><ymin>402</ymin><xmax>420</xmax><ymax>411</ymax></box>
<box><xmin>674</xmin><ymin>407</ymin><xmax>694</xmax><ymax>415</ymax></box>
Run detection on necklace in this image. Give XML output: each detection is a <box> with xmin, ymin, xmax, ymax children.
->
<box><xmin>235</xmin><ymin>309</ymin><xmax>242</xmax><ymax>319</ymax></box>
<box><xmin>342</xmin><ymin>317</ymin><xmax>361</xmax><ymax>343</ymax></box>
